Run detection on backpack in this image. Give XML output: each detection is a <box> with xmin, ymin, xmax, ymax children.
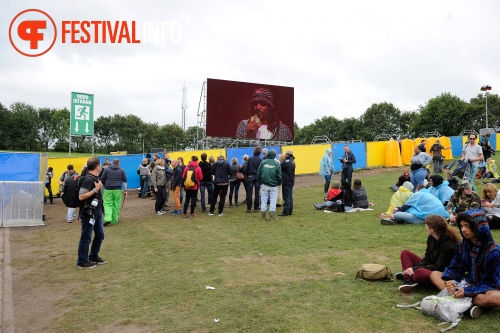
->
<box><xmin>355</xmin><ymin>263</ymin><xmax>394</xmax><ymax>281</ymax></box>
<box><xmin>397</xmin><ymin>287</ymin><xmax>472</xmax><ymax>332</ymax></box>
<box><xmin>183</xmin><ymin>166</ymin><xmax>198</xmax><ymax>188</ymax></box>
<box><xmin>62</xmin><ymin>174</ymin><xmax>85</xmax><ymax>208</ymax></box>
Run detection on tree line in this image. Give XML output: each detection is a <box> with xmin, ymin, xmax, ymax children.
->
<box><xmin>1</xmin><ymin>92</ymin><xmax>498</xmax><ymax>154</ymax></box>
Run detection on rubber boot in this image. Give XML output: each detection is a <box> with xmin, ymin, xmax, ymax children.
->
<box><xmin>261</xmin><ymin>211</ymin><xmax>267</xmax><ymax>221</ymax></box>
<box><xmin>270</xmin><ymin>212</ymin><xmax>276</xmax><ymax>221</ymax></box>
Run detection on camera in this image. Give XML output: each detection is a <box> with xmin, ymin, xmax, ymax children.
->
<box><xmin>82</xmin><ymin>204</ymin><xmax>95</xmax><ymax>218</ymax></box>
<box><xmin>338</xmin><ymin>158</ymin><xmax>344</xmax><ymax>162</ymax></box>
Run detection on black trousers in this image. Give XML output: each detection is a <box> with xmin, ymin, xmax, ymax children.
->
<box><xmin>211</xmin><ymin>184</ymin><xmax>228</xmax><ymax>214</ymax></box>
<box><xmin>183</xmin><ymin>189</ymin><xmax>198</xmax><ymax>215</ymax></box>
<box><xmin>282</xmin><ymin>185</ymin><xmax>293</xmax><ymax>214</ymax></box>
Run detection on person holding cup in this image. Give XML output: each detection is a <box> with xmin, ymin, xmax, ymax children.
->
<box><xmin>481</xmin><ymin>183</ymin><xmax>500</xmax><ymax>229</ymax></box>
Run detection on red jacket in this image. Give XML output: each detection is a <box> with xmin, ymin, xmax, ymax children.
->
<box><xmin>326</xmin><ymin>188</ymin><xmax>341</xmax><ymax>201</ymax></box>
<box><xmin>182</xmin><ymin>160</ymin><xmax>203</xmax><ymax>190</ymax></box>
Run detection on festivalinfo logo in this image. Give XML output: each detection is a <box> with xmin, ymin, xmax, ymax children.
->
<box><xmin>9</xmin><ymin>8</ymin><xmax>181</xmax><ymax>57</ymax></box>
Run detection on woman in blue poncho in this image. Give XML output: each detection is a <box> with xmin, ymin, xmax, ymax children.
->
<box><xmin>381</xmin><ymin>188</ymin><xmax>449</xmax><ymax>225</ymax></box>
<box><xmin>319</xmin><ymin>148</ymin><xmax>334</xmax><ymax>196</ymax></box>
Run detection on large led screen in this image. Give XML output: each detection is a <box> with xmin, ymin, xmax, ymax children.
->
<box><xmin>206</xmin><ymin>78</ymin><xmax>294</xmax><ymax>141</ymax></box>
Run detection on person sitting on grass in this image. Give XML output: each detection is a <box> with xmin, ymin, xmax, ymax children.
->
<box><xmin>428</xmin><ymin>174</ymin><xmax>454</xmax><ymax>206</ymax></box>
<box><xmin>381</xmin><ymin>188</ymin><xmax>449</xmax><ymax>225</ymax></box>
<box><xmin>483</xmin><ymin>158</ymin><xmax>500</xmax><ymax>180</ymax></box>
<box><xmin>390</xmin><ymin>171</ymin><xmax>410</xmax><ymax>192</ymax></box>
<box><xmin>481</xmin><ymin>183</ymin><xmax>500</xmax><ymax>229</ymax></box>
<box><xmin>446</xmin><ymin>181</ymin><xmax>481</xmax><ymax>226</ymax></box>
<box><xmin>380</xmin><ymin>181</ymin><xmax>414</xmax><ymax>218</ymax></box>
<box><xmin>396</xmin><ymin>215</ymin><xmax>461</xmax><ymax>293</ymax></box>
<box><xmin>314</xmin><ymin>182</ymin><xmax>355</xmax><ymax>211</ymax></box>
<box><xmin>314</xmin><ymin>182</ymin><xmax>341</xmax><ymax>210</ymax></box>
<box><xmin>429</xmin><ymin>209</ymin><xmax>500</xmax><ymax>319</ymax></box>
<box><xmin>351</xmin><ymin>179</ymin><xmax>369</xmax><ymax>209</ymax></box>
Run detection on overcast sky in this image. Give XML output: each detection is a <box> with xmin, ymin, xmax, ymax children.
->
<box><xmin>2</xmin><ymin>0</ymin><xmax>499</xmax><ymax>130</ymax></box>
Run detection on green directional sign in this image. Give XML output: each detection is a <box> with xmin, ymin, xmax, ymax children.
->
<box><xmin>70</xmin><ymin>92</ymin><xmax>94</xmax><ymax>136</ymax></box>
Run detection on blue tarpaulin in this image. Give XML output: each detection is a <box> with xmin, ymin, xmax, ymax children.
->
<box><xmin>0</xmin><ymin>153</ymin><xmax>40</xmax><ymax>181</ymax></box>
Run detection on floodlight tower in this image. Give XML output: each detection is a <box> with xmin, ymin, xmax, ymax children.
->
<box><xmin>182</xmin><ymin>84</ymin><xmax>188</xmax><ymax>131</ymax></box>
<box><xmin>480</xmin><ymin>85</ymin><xmax>492</xmax><ymax>128</ymax></box>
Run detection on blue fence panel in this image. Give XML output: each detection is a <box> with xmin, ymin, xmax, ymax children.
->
<box><xmin>332</xmin><ymin>142</ymin><xmax>366</xmax><ymax>171</ymax></box>
<box><xmin>100</xmin><ymin>155</ymin><xmax>144</xmax><ymax>189</ymax></box>
<box><xmin>450</xmin><ymin>136</ymin><xmax>463</xmax><ymax>157</ymax></box>
<box><xmin>0</xmin><ymin>153</ymin><xmax>40</xmax><ymax>181</ymax></box>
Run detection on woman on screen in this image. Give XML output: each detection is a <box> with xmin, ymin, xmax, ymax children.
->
<box><xmin>236</xmin><ymin>88</ymin><xmax>292</xmax><ymax>141</ymax></box>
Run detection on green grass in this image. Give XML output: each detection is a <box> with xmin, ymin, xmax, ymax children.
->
<box><xmin>10</xmin><ymin>166</ymin><xmax>500</xmax><ymax>333</ymax></box>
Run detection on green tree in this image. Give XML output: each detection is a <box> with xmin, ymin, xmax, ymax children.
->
<box><xmin>113</xmin><ymin>114</ymin><xmax>145</xmax><ymax>154</ymax></box>
<box><xmin>411</xmin><ymin>92</ymin><xmax>468</xmax><ymax>136</ymax></box>
<box><xmin>8</xmin><ymin>102</ymin><xmax>40</xmax><ymax>151</ymax></box>
<box><xmin>0</xmin><ymin>103</ymin><xmax>10</xmax><ymax>150</ymax></box>
<box><xmin>337</xmin><ymin>118</ymin><xmax>362</xmax><ymax>141</ymax></box>
<box><xmin>157</xmin><ymin>123</ymin><xmax>188</xmax><ymax>151</ymax></box>
<box><xmin>466</xmin><ymin>93</ymin><xmax>500</xmax><ymax>130</ymax></box>
<box><xmin>95</xmin><ymin>116</ymin><xmax>118</xmax><ymax>153</ymax></box>
<box><xmin>358</xmin><ymin>102</ymin><xmax>402</xmax><ymax>141</ymax></box>
<box><xmin>38</xmin><ymin>107</ymin><xmax>69</xmax><ymax>151</ymax></box>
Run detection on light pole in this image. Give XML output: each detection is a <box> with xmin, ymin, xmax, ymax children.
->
<box><xmin>481</xmin><ymin>85</ymin><xmax>492</xmax><ymax>128</ymax></box>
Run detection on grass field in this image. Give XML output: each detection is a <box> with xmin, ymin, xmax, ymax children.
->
<box><xmin>10</xmin><ymin>166</ymin><xmax>500</xmax><ymax>332</ymax></box>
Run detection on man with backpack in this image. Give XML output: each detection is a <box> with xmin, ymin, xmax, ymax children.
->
<box><xmin>60</xmin><ymin>165</ymin><xmax>79</xmax><ymax>223</ymax></box>
<box><xmin>181</xmin><ymin>156</ymin><xmax>203</xmax><ymax>218</ymax></box>
<box><xmin>76</xmin><ymin>157</ymin><xmax>105</xmax><ymax>269</ymax></box>
<box><xmin>429</xmin><ymin>139</ymin><xmax>451</xmax><ymax>174</ymax></box>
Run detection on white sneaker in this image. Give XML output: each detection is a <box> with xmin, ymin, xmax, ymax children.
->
<box><xmin>470</xmin><ymin>306</ymin><xmax>483</xmax><ymax>319</ymax></box>
<box><xmin>218</xmin><ymin>212</ymin><xmax>225</xmax><ymax>216</ymax></box>
<box><xmin>156</xmin><ymin>211</ymin><xmax>164</xmax><ymax>215</ymax></box>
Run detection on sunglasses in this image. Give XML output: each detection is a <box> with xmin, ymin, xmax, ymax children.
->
<box><xmin>469</xmin><ymin>137</ymin><xmax>476</xmax><ymax>140</ymax></box>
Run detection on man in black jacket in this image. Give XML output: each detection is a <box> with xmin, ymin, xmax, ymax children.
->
<box><xmin>198</xmin><ymin>153</ymin><xmax>213</xmax><ymax>213</ymax></box>
<box><xmin>245</xmin><ymin>146</ymin><xmax>263</xmax><ymax>212</ymax></box>
<box><xmin>340</xmin><ymin>145</ymin><xmax>356</xmax><ymax>185</ymax></box>
<box><xmin>279</xmin><ymin>150</ymin><xmax>296</xmax><ymax>216</ymax></box>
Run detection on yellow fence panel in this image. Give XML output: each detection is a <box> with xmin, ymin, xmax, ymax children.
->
<box><xmin>366</xmin><ymin>141</ymin><xmax>386</xmax><ymax>168</ymax></box>
<box><xmin>282</xmin><ymin>144</ymin><xmax>331</xmax><ymax>175</ymax></box>
<box><xmin>46</xmin><ymin>157</ymin><xmax>91</xmax><ymax>195</ymax></box>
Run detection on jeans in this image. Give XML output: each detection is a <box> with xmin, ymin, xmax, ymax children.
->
<box><xmin>323</xmin><ymin>173</ymin><xmax>332</xmax><ymax>195</ymax></box>
<box><xmin>246</xmin><ymin>175</ymin><xmax>260</xmax><ymax>210</ymax></box>
<box><xmin>211</xmin><ymin>184</ymin><xmax>228</xmax><ymax>214</ymax></box>
<box><xmin>229</xmin><ymin>180</ymin><xmax>241</xmax><ymax>204</ymax></box>
<box><xmin>199</xmin><ymin>181</ymin><xmax>214</xmax><ymax>211</ymax></box>
<box><xmin>282</xmin><ymin>184</ymin><xmax>293</xmax><ymax>214</ymax></box>
<box><xmin>260</xmin><ymin>184</ymin><xmax>278</xmax><ymax>212</ymax></box>
<box><xmin>432</xmin><ymin>156</ymin><xmax>443</xmax><ymax>174</ymax></box>
<box><xmin>469</xmin><ymin>164</ymin><xmax>478</xmax><ymax>191</ymax></box>
<box><xmin>44</xmin><ymin>182</ymin><xmax>53</xmax><ymax>203</ymax></box>
<box><xmin>140</xmin><ymin>175</ymin><xmax>150</xmax><ymax>198</ymax></box>
<box><xmin>394</xmin><ymin>212</ymin><xmax>424</xmax><ymax>224</ymax></box>
<box><xmin>410</xmin><ymin>168</ymin><xmax>427</xmax><ymax>192</ymax></box>
<box><xmin>77</xmin><ymin>212</ymin><xmax>104</xmax><ymax>265</ymax></box>
<box><xmin>341</xmin><ymin>167</ymin><xmax>353</xmax><ymax>185</ymax></box>
<box><xmin>66</xmin><ymin>207</ymin><xmax>76</xmax><ymax>222</ymax></box>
